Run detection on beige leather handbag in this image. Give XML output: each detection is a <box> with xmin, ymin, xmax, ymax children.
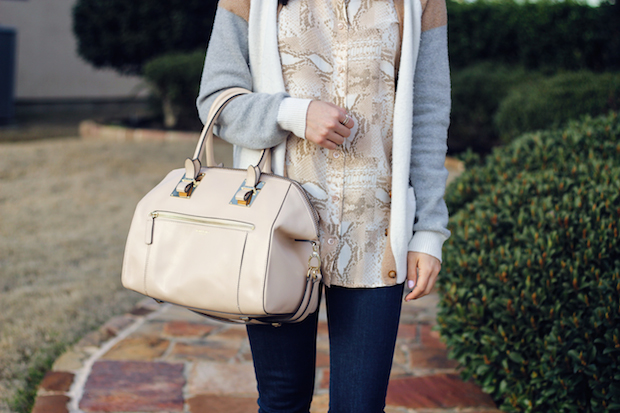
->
<box><xmin>121</xmin><ymin>88</ymin><xmax>322</xmax><ymax>326</ymax></box>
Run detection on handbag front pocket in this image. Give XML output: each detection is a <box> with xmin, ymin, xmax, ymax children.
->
<box><xmin>144</xmin><ymin>211</ymin><xmax>253</xmax><ymax>314</ymax></box>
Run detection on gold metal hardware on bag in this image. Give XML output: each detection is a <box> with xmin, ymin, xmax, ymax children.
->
<box><xmin>230</xmin><ymin>180</ymin><xmax>265</xmax><ymax>207</ymax></box>
<box><xmin>237</xmin><ymin>187</ymin><xmax>256</xmax><ymax>206</ymax></box>
<box><xmin>171</xmin><ymin>173</ymin><xmax>205</xmax><ymax>199</ymax></box>
<box><xmin>307</xmin><ymin>241</ymin><xmax>322</xmax><ymax>280</ymax></box>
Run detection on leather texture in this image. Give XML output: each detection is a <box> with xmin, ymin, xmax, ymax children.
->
<box><xmin>121</xmin><ymin>88</ymin><xmax>322</xmax><ymax>325</ymax></box>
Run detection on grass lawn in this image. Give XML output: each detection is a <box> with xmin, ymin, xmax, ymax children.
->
<box><xmin>0</xmin><ymin>136</ymin><xmax>232</xmax><ymax>412</ymax></box>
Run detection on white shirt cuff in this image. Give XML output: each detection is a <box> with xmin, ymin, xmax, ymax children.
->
<box><xmin>277</xmin><ymin>98</ymin><xmax>312</xmax><ymax>139</ymax></box>
<box><xmin>408</xmin><ymin>230</ymin><xmax>448</xmax><ymax>263</ymax></box>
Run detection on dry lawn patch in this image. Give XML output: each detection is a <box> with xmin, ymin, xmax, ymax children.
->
<box><xmin>0</xmin><ymin>136</ymin><xmax>232</xmax><ymax>411</ymax></box>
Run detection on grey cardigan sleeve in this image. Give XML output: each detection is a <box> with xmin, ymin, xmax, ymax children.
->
<box><xmin>196</xmin><ymin>7</ymin><xmax>290</xmax><ymax>149</ymax></box>
<box><xmin>409</xmin><ymin>25</ymin><xmax>452</xmax><ymax>244</ymax></box>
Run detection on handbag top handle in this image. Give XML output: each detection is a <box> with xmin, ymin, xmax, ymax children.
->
<box><xmin>181</xmin><ymin>88</ymin><xmax>274</xmax><ymax>196</ymax></box>
<box><xmin>193</xmin><ymin>87</ymin><xmax>251</xmax><ymax>169</ymax></box>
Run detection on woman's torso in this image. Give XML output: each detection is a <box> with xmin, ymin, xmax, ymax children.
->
<box><xmin>278</xmin><ymin>0</ymin><xmax>401</xmax><ymax>287</ymax></box>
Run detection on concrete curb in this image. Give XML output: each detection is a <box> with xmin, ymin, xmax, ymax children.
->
<box><xmin>31</xmin><ymin>298</ymin><xmax>163</xmax><ymax>413</ymax></box>
<box><xmin>67</xmin><ymin>304</ymin><xmax>172</xmax><ymax>413</ymax></box>
<box><xmin>79</xmin><ymin>120</ymin><xmax>199</xmax><ymax>142</ymax></box>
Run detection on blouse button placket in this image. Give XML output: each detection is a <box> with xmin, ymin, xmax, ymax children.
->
<box><xmin>334</xmin><ymin>2</ymin><xmax>348</xmax><ymax>109</ymax></box>
<box><xmin>330</xmin><ymin>1</ymin><xmax>348</xmax><ymax>243</ymax></box>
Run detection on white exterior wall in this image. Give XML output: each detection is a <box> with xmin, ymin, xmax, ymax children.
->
<box><xmin>0</xmin><ymin>0</ymin><xmax>143</xmax><ymax>100</ymax></box>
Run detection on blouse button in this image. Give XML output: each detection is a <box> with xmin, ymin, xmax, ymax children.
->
<box><xmin>327</xmin><ymin>237</ymin><xmax>338</xmax><ymax>246</ymax></box>
<box><xmin>388</xmin><ymin>270</ymin><xmax>397</xmax><ymax>279</ymax></box>
<box><xmin>338</xmin><ymin>22</ymin><xmax>345</xmax><ymax>30</ymax></box>
<box><xmin>332</xmin><ymin>195</ymin><xmax>340</xmax><ymax>202</ymax></box>
<box><xmin>333</xmin><ymin>151</ymin><xmax>341</xmax><ymax>159</ymax></box>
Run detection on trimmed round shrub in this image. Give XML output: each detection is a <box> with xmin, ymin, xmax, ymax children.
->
<box><xmin>449</xmin><ymin>62</ymin><xmax>536</xmax><ymax>154</ymax></box>
<box><xmin>142</xmin><ymin>50</ymin><xmax>205</xmax><ymax>129</ymax></box>
<box><xmin>72</xmin><ymin>0</ymin><xmax>217</xmax><ymax>75</ymax></box>
<box><xmin>495</xmin><ymin>71</ymin><xmax>620</xmax><ymax>141</ymax></box>
<box><xmin>438</xmin><ymin>112</ymin><xmax>620</xmax><ymax>412</ymax></box>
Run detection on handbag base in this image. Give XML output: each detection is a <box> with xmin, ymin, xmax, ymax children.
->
<box><xmin>149</xmin><ymin>275</ymin><xmax>322</xmax><ymax>327</ymax></box>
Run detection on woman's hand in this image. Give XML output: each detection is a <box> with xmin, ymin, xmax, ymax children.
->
<box><xmin>305</xmin><ymin>100</ymin><xmax>354</xmax><ymax>149</ymax></box>
<box><xmin>405</xmin><ymin>252</ymin><xmax>441</xmax><ymax>301</ymax></box>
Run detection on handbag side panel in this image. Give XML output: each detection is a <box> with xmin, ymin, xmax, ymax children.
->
<box><xmin>263</xmin><ymin>185</ymin><xmax>320</xmax><ymax>315</ymax></box>
<box><xmin>121</xmin><ymin>168</ymin><xmax>186</xmax><ymax>295</ymax></box>
<box><xmin>235</xmin><ymin>176</ymin><xmax>296</xmax><ymax>315</ymax></box>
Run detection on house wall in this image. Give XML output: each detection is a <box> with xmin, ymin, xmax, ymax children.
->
<box><xmin>0</xmin><ymin>0</ymin><xmax>143</xmax><ymax>100</ymax></box>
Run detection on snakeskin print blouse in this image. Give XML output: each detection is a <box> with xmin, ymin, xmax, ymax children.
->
<box><xmin>279</xmin><ymin>0</ymin><xmax>401</xmax><ymax>287</ymax></box>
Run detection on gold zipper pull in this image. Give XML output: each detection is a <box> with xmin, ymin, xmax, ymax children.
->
<box><xmin>145</xmin><ymin>213</ymin><xmax>157</xmax><ymax>244</ymax></box>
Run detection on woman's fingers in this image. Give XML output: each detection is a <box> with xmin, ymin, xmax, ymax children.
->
<box><xmin>317</xmin><ymin>136</ymin><xmax>339</xmax><ymax>150</ymax></box>
<box><xmin>405</xmin><ymin>252</ymin><xmax>441</xmax><ymax>301</ymax></box>
<box><xmin>406</xmin><ymin>267</ymin><xmax>430</xmax><ymax>301</ymax></box>
<box><xmin>339</xmin><ymin>112</ymin><xmax>355</xmax><ymax>129</ymax></box>
<box><xmin>307</xmin><ymin>129</ymin><xmax>344</xmax><ymax>148</ymax></box>
<box><xmin>327</xmin><ymin>130</ymin><xmax>346</xmax><ymax>145</ymax></box>
<box><xmin>334</xmin><ymin>121</ymin><xmax>352</xmax><ymax>138</ymax></box>
<box><xmin>305</xmin><ymin>100</ymin><xmax>354</xmax><ymax>149</ymax></box>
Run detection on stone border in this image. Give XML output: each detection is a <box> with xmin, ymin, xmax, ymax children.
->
<box><xmin>32</xmin><ymin>298</ymin><xmax>164</xmax><ymax>413</ymax></box>
<box><xmin>79</xmin><ymin>120</ymin><xmax>199</xmax><ymax>142</ymax></box>
<box><xmin>32</xmin><ymin>294</ymin><xmax>503</xmax><ymax>413</ymax></box>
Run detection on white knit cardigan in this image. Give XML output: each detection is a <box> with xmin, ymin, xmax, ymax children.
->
<box><xmin>233</xmin><ymin>0</ymin><xmax>439</xmax><ymax>285</ymax></box>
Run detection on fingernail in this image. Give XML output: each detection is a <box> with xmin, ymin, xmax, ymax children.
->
<box><xmin>408</xmin><ymin>280</ymin><xmax>415</xmax><ymax>289</ymax></box>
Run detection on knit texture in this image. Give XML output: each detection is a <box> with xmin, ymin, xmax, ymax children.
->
<box><xmin>276</xmin><ymin>97</ymin><xmax>312</xmax><ymax>139</ymax></box>
<box><xmin>196</xmin><ymin>6</ymin><xmax>289</xmax><ymax>151</ymax></box>
<box><xmin>408</xmin><ymin>25</ymin><xmax>451</xmax><ymax>256</ymax></box>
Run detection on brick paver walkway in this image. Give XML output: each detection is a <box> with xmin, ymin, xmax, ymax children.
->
<box><xmin>33</xmin><ymin>293</ymin><xmax>502</xmax><ymax>413</ymax></box>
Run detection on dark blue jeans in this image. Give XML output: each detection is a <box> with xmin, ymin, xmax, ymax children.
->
<box><xmin>246</xmin><ymin>283</ymin><xmax>404</xmax><ymax>413</ymax></box>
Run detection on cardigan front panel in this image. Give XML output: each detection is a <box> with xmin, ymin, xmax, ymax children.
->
<box><xmin>278</xmin><ymin>0</ymin><xmax>400</xmax><ymax>287</ymax></box>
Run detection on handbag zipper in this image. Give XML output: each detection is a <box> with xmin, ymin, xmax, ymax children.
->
<box><xmin>152</xmin><ymin>211</ymin><xmax>254</xmax><ymax>230</ymax></box>
<box><xmin>146</xmin><ymin>211</ymin><xmax>254</xmax><ymax>244</ymax></box>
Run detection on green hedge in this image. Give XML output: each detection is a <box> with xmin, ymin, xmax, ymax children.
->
<box><xmin>447</xmin><ymin>0</ymin><xmax>620</xmax><ymax>72</ymax></box>
<box><xmin>143</xmin><ymin>50</ymin><xmax>205</xmax><ymax>129</ymax></box>
<box><xmin>449</xmin><ymin>62</ymin><xmax>536</xmax><ymax>153</ymax></box>
<box><xmin>72</xmin><ymin>0</ymin><xmax>620</xmax><ymax>77</ymax></box>
<box><xmin>495</xmin><ymin>71</ymin><xmax>620</xmax><ymax>141</ymax></box>
<box><xmin>438</xmin><ymin>112</ymin><xmax>620</xmax><ymax>412</ymax></box>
